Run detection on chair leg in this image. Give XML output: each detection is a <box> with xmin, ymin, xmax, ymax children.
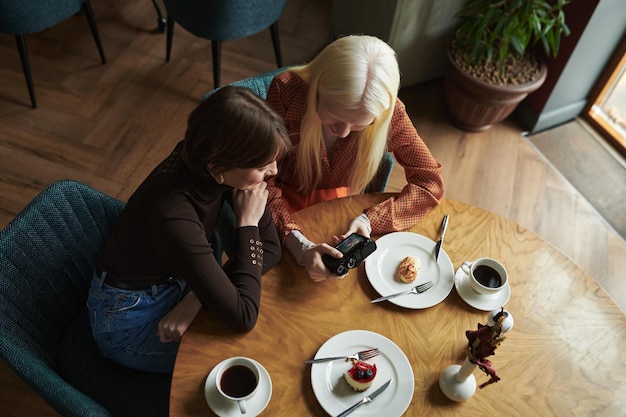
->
<box><xmin>15</xmin><ymin>35</ymin><xmax>37</xmax><ymax>109</ymax></box>
<box><xmin>166</xmin><ymin>16</ymin><xmax>175</xmax><ymax>62</ymax></box>
<box><xmin>82</xmin><ymin>0</ymin><xmax>106</xmax><ymax>64</ymax></box>
<box><xmin>211</xmin><ymin>40</ymin><xmax>221</xmax><ymax>88</ymax></box>
<box><xmin>151</xmin><ymin>0</ymin><xmax>167</xmax><ymax>32</ymax></box>
<box><xmin>269</xmin><ymin>22</ymin><xmax>283</xmax><ymax>68</ymax></box>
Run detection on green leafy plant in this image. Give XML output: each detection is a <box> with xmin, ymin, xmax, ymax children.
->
<box><xmin>453</xmin><ymin>0</ymin><xmax>571</xmax><ymax>75</ymax></box>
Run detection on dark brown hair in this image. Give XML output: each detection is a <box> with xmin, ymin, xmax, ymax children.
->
<box><xmin>182</xmin><ymin>86</ymin><xmax>291</xmax><ymax>175</ymax></box>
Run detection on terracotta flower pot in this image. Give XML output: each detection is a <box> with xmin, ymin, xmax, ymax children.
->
<box><xmin>443</xmin><ymin>45</ymin><xmax>548</xmax><ymax>132</ymax></box>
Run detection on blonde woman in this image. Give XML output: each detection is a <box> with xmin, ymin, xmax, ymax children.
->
<box><xmin>266</xmin><ymin>35</ymin><xmax>444</xmax><ymax>282</ymax></box>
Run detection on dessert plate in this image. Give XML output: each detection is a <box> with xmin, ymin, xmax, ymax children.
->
<box><xmin>365</xmin><ymin>232</ymin><xmax>455</xmax><ymax>308</ymax></box>
<box><xmin>454</xmin><ymin>267</ymin><xmax>511</xmax><ymax>311</ymax></box>
<box><xmin>204</xmin><ymin>358</ymin><xmax>272</xmax><ymax>417</ymax></box>
<box><xmin>310</xmin><ymin>330</ymin><xmax>413</xmax><ymax>417</ymax></box>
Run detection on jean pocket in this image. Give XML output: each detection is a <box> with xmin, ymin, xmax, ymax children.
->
<box><xmin>87</xmin><ymin>287</ymin><xmax>110</xmax><ymax>335</ymax></box>
<box><xmin>106</xmin><ymin>291</ymin><xmax>142</xmax><ymax>321</ymax></box>
<box><xmin>102</xmin><ymin>292</ymin><xmax>146</xmax><ymax>348</ymax></box>
<box><xmin>108</xmin><ymin>292</ymin><xmax>142</xmax><ymax>312</ymax></box>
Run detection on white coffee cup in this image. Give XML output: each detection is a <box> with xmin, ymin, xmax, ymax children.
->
<box><xmin>461</xmin><ymin>258</ymin><xmax>508</xmax><ymax>295</ymax></box>
<box><xmin>215</xmin><ymin>357</ymin><xmax>261</xmax><ymax>414</ymax></box>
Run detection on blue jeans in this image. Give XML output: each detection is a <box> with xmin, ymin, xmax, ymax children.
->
<box><xmin>87</xmin><ymin>269</ymin><xmax>186</xmax><ymax>374</ymax></box>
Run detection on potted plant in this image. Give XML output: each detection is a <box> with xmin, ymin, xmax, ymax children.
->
<box><xmin>444</xmin><ymin>0</ymin><xmax>571</xmax><ymax>132</ymax></box>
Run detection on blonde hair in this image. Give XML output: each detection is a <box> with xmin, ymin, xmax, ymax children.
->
<box><xmin>290</xmin><ymin>35</ymin><xmax>400</xmax><ymax>194</ymax></box>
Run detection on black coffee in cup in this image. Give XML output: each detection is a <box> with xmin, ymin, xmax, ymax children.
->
<box><xmin>220</xmin><ymin>365</ymin><xmax>258</xmax><ymax>398</ymax></box>
<box><xmin>473</xmin><ymin>265</ymin><xmax>502</xmax><ymax>288</ymax></box>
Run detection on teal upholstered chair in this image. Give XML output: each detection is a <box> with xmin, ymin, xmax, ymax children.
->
<box><xmin>162</xmin><ymin>0</ymin><xmax>287</xmax><ymax>88</ymax></box>
<box><xmin>205</xmin><ymin>69</ymin><xmax>395</xmax><ymax>255</ymax></box>
<box><xmin>0</xmin><ymin>180</ymin><xmax>224</xmax><ymax>416</ymax></box>
<box><xmin>0</xmin><ymin>0</ymin><xmax>106</xmax><ymax>108</ymax></box>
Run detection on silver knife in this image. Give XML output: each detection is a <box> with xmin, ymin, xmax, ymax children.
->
<box><xmin>336</xmin><ymin>379</ymin><xmax>392</xmax><ymax>417</ymax></box>
<box><xmin>433</xmin><ymin>214</ymin><xmax>449</xmax><ymax>261</ymax></box>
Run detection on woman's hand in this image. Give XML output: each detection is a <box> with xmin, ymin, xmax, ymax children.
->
<box><xmin>301</xmin><ymin>244</ymin><xmax>347</xmax><ymax>282</ymax></box>
<box><xmin>233</xmin><ymin>181</ymin><xmax>269</xmax><ymax>227</ymax></box>
<box><xmin>333</xmin><ymin>216</ymin><xmax>371</xmax><ymax>242</ymax></box>
<box><xmin>157</xmin><ymin>291</ymin><xmax>202</xmax><ymax>343</ymax></box>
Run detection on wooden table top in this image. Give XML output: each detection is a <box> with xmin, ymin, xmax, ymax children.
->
<box><xmin>170</xmin><ymin>194</ymin><xmax>626</xmax><ymax>417</ymax></box>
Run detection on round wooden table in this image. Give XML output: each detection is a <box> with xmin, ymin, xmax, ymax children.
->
<box><xmin>170</xmin><ymin>194</ymin><xmax>626</xmax><ymax>416</ymax></box>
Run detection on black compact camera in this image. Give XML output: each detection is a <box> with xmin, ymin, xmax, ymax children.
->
<box><xmin>322</xmin><ymin>233</ymin><xmax>377</xmax><ymax>276</ymax></box>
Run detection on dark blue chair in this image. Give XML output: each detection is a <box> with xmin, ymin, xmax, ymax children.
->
<box><xmin>162</xmin><ymin>0</ymin><xmax>287</xmax><ymax>88</ymax></box>
<box><xmin>0</xmin><ymin>181</ymin><xmax>174</xmax><ymax>416</ymax></box>
<box><xmin>0</xmin><ymin>0</ymin><xmax>106</xmax><ymax>109</ymax></box>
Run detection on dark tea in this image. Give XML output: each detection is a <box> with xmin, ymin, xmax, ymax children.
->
<box><xmin>473</xmin><ymin>265</ymin><xmax>502</xmax><ymax>288</ymax></box>
<box><xmin>220</xmin><ymin>365</ymin><xmax>258</xmax><ymax>398</ymax></box>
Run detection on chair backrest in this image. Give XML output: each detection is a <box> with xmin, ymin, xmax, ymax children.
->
<box><xmin>201</xmin><ymin>66</ymin><xmax>287</xmax><ymax>101</ymax></box>
<box><xmin>365</xmin><ymin>151</ymin><xmax>395</xmax><ymax>193</ymax></box>
<box><xmin>162</xmin><ymin>0</ymin><xmax>287</xmax><ymax>41</ymax></box>
<box><xmin>0</xmin><ymin>180</ymin><xmax>123</xmax><ymax>416</ymax></box>
<box><xmin>0</xmin><ymin>179</ymin><xmax>222</xmax><ymax>417</ymax></box>
<box><xmin>0</xmin><ymin>0</ymin><xmax>86</xmax><ymax>35</ymax></box>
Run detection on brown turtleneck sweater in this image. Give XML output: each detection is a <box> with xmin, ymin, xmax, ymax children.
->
<box><xmin>99</xmin><ymin>140</ymin><xmax>281</xmax><ymax>332</ymax></box>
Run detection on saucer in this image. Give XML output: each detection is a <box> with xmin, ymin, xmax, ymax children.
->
<box><xmin>204</xmin><ymin>358</ymin><xmax>272</xmax><ymax>417</ymax></box>
<box><xmin>454</xmin><ymin>267</ymin><xmax>510</xmax><ymax>311</ymax></box>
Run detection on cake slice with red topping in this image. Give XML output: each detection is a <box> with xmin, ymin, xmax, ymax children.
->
<box><xmin>344</xmin><ymin>360</ymin><xmax>377</xmax><ymax>391</ymax></box>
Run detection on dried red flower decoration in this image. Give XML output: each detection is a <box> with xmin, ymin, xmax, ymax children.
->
<box><xmin>465</xmin><ymin>308</ymin><xmax>508</xmax><ymax>388</ymax></box>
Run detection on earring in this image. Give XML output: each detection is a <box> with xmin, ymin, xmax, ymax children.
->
<box><xmin>207</xmin><ymin>164</ymin><xmax>224</xmax><ymax>184</ymax></box>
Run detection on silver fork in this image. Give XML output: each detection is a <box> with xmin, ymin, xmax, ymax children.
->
<box><xmin>304</xmin><ymin>348</ymin><xmax>379</xmax><ymax>364</ymax></box>
<box><xmin>370</xmin><ymin>281</ymin><xmax>434</xmax><ymax>303</ymax></box>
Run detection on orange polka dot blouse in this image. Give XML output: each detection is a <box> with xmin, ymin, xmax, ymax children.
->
<box><xmin>266</xmin><ymin>71</ymin><xmax>444</xmax><ymax>241</ymax></box>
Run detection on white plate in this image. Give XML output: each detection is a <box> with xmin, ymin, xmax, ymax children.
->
<box><xmin>454</xmin><ymin>267</ymin><xmax>511</xmax><ymax>311</ymax></box>
<box><xmin>204</xmin><ymin>358</ymin><xmax>272</xmax><ymax>417</ymax></box>
<box><xmin>365</xmin><ymin>232</ymin><xmax>455</xmax><ymax>308</ymax></box>
<box><xmin>310</xmin><ymin>330</ymin><xmax>413</xmax><ymax>417</ymax></box>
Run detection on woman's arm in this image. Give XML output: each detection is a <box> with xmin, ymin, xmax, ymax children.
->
<box><xmin>157</xmin><ymin>291</ymin><xmax>203</xmax><ymax>342</ymax></box>
<box><xmin>256</xmin><ymin>206</ymin><xmax>282</xmax><ymax>273</ymax></box>
<box><xmin>155</xmin><ymin>208</ymin><xmax>264</xmax><ymax>332</ymax></box>
<box><xmin>265</xmin><ymin>72</ymin><xmax>308</xmax><ymax>243</ymax></box>
<box><xmin>365</xmin><ymin>99</ymin><xmax>444</xmax><ymax>234</ymax></box>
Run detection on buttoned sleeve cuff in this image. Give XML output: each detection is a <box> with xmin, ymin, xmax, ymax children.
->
<box><xmin>235</xmin><ymin>226</ymin><xmax>265</xmax><ymax>273</ymax></box>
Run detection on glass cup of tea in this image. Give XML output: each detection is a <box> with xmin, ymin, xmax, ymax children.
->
<box><xmin>215</xmin><ymin>357</ymin><xmax>261</xmax><ymax>414</ymax></box>
<box><xmin>461</xmin><ymin>258</ymin><xmax>508</xmax><ymax>295</ymax></box>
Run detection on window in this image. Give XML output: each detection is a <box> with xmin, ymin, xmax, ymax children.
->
<box><xmin>583</xmin><ymin>36</ymin><xmax>626</xmax><ymax>158</ymax></box>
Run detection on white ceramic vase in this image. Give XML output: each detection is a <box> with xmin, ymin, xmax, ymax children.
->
<box><xmin>439</xmin><ymin>309</ymin><xmax>513</xmax><ymax>401</ymax></box>
<box><xmin>438</xmin><ymin>356</ymin><xmax>478</xmax><ymax>401</ymax></box>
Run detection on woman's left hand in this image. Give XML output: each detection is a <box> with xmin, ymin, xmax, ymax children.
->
<box><xmin>157</xmin><ymin>291</ymin><xmax>202</xmax><ymax>342</ymax></box>
<box><xmin>233</xmin><ymin>181</ymin><xmax>269</xmax><ymax>227</ymax></box>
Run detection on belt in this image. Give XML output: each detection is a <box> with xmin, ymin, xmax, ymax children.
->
<box><xmin>95</xmin><ymin>266</ymin><xmax>175</xmax><ymax>291</ymax></box>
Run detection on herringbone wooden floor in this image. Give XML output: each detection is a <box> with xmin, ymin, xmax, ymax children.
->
<box><xmin>1</xmin><ymin>0</ymin><xmax>625</xmax><ymax>415</ymax></box>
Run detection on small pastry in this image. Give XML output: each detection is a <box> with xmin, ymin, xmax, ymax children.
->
<box><xmin>397</xmin><ymin>256</ymin><xmax>420</xmax><ymax>283</ymax></box>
